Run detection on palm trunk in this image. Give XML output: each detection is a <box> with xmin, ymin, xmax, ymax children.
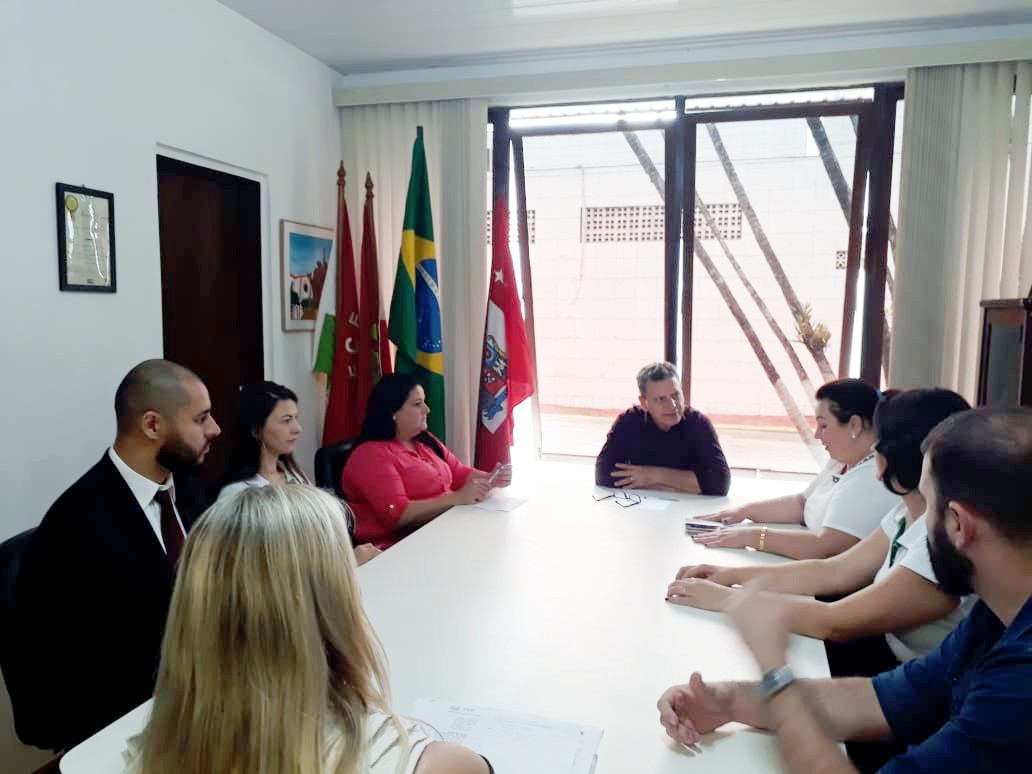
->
<box><xmin>621</xmin><ymin>131</ymin><xmax>821</xmax><ymax>459</ymax></box>
<box><xmin>707</xmin><ymin>123</ymin><xmax>837</xmax><ymax>382</ymax></box>
<box><xmin>695</xmin><ymin>239</ymin><xmax>824</xmax><ymax>461</ymax></box>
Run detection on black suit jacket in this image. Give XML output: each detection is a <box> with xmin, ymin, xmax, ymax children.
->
<box><xmin>16</xmin><ymin>453</ymin><xmax>206</xmax><ymax>750</ymax></box>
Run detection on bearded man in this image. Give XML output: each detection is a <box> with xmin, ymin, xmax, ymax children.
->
<box><xmin>16</xmin><ymin>359</ymin><xmax>221</xmax><ymax>750</ymax></box>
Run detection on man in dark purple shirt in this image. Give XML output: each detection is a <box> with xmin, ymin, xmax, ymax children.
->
<box><xmin>595</xmin><ymin>362</ymin><xmax>730</xmax><ymax>496</ymax></box>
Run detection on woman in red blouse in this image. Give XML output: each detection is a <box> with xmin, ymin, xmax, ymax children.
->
<box><xmin>343</xmin><ymin>373</ymin><xmax>512</xmax><ymax>548</ymax></box>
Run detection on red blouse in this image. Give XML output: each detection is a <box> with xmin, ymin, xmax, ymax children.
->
<box><xmin>341</xmin><ymin>436</ymin><xmax>474</xmax><ymax>548</ymax></box>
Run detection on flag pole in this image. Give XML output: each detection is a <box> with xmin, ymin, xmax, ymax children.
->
<box><xmin>511</xmin><ymin>135</ymin><xmax>542</xmax><ymax>460</ymax></box>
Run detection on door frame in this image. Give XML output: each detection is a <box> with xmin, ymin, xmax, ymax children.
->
<box><xmin>155</xmin><ymin>144</ymin><xmax>274</xmax><ymax>376</ymax></box>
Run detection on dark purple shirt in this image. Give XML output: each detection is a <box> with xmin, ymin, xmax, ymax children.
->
<box><xmin>595</xmin><ymin>406</ymin><xmax>730</xmax><ymax>495</ymax></box>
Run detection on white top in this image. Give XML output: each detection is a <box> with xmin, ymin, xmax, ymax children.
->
<box><xmin>72</xmin><ymin>702</ymin><xmax>438</xmax><ymax>774</ymax></box>
<box><xmin>802</xmin><ymin>456</ymin><xmax>900</xmax><ymax>538</ymax></box>
<box><xmin>107</xmin><ymin>446</ymin><xmax>183</xmax><ymax>552</ymax></box>
<box><xmin>874</xmin><ymin>505</ymin><xmax>977</xmax><ymax>662</ymax></box>
<box><xmin>217</xmin><ymin>468</ymin><xmax>305</xmax><ymax>501</ymax></box>
<box><xmin>327</xmin><ymin>711</ymin><xmax>436</xmax><ymax>773</ymax></box>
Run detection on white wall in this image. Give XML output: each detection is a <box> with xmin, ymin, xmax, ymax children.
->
<box><xmin>0</xmin><ymin>0</ymin><xmax>341</xmax><ymax>766</ymax></box>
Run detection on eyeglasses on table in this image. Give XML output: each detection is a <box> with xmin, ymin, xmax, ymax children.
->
<box><xmin>592</xmin><ymin>489</ymin><xmax>642</xmax><ymax>508</ymax></box>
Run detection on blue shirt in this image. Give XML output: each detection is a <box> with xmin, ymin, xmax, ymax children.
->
<box><xmin>872</xmin><ymin>595</ymin><xmax>1032</xmax><ymax>772</ymax></box>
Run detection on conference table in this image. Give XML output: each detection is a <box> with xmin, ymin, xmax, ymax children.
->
<box><xmin>62</xmin><ymin>461</ymin><xmax>827</xmax><ymax>773</ymax></box>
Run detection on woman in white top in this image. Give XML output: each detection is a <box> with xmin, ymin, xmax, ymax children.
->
<box><xmin>692</xmin><ymin>378</ymin><xmax>899</xmax><ymax>559</ymax></box>
<box><xmin>133</xmin><ymin>485</ymin><xmax>490</xmax><ymax>774</ymax></box>
<box><xmin>667</xmin><ymin>388</ymin><xmax>974</xmax><ymax>667</ymax></box>
<box><xmin>217</xmin><ymin>381</ymin><xmax>310</xmax><ymax>500</ymax></box>
<box><xmin>218</xmin><ymin>381</ymin><xmax>380</xmax><ymax>565</ymax></box>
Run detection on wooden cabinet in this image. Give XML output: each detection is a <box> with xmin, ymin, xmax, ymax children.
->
<box><xmin>977</xmin><ymin>298</ymin><xmax>1032</xmax><ymax>408</ymax></box>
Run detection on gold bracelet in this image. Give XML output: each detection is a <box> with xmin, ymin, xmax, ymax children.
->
<box><xmin>758</xmin><ymin>526</ymin><xmax>768</xmax><ymax>552</ymax></box>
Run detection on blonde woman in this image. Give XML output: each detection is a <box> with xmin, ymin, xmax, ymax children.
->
<box><xmin>134</xmin><ymin>485</ymin><xmax>489</xmax><ymax>774</ymax></box>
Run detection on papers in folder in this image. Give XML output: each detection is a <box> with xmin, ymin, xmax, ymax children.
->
<box><xmin>410</xmin><ymin>698</ymin><xmax>603</xmax><ymax>774</ymax></box>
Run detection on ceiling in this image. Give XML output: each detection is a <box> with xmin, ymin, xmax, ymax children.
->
<box><xmin>217</xmin><ymin>0</ymin><xmax>1032</xmax><ymax>75</ymax></box>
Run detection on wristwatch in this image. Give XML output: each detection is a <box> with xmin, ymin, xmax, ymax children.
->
<box><xmin>759</xmin><ymin>664</ymin><xmax>796</xmax><ymax>702</ymax></box>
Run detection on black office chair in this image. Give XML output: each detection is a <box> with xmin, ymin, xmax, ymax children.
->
<box><xmin>0</xmin><ymin>527</ymin><xmax>51</xmax><ymax>749</ymax></box>
<box><xmin>314</xmin><ymin>438</ymin><xmax>358</xmax><ymax>499</ymax></box>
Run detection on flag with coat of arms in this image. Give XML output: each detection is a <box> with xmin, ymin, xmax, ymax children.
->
<box><xmin>475</xmin><ymin>195</ymin><xmax>535</xmax><ymax>471</ymax></box>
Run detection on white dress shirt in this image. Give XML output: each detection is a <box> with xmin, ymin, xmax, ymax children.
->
<box><xmin>107</xmin><ymin>447</ymin><xmax>185</xmax><ymax>553</ymax></box>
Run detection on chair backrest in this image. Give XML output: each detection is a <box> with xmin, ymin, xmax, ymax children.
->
<box><xmin>314</xmin><ymin>438</ymin><xmax>358</xmax><ymax>497</ymax></box>
<box><xmin>0</xmin><ymin>527</ymin><xmax>48</xmax><ymax>748</ymax></box>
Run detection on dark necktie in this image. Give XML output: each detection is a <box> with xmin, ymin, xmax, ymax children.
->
<box><xmin>154</xmin><ymin>489</ymin><xmax>184</xmax><ymax>568</ymax></box>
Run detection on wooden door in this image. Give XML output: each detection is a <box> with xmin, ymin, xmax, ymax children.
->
<box><xmin>156</xmin><ymin>155</ymin><xmax>263</xmax><ymax>490</ymax></box>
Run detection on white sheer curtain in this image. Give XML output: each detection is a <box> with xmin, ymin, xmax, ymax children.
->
<box><xmin>339</xmin><ymin>99</ymin><xmax>489</xmax><ymax>462</ymax></box>
<box><xmin>891</xmin><ymin>61</ymin><xmax>1032</xmax><ymax>399</ymax></box>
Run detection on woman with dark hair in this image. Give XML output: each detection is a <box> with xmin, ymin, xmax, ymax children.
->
<box><xmin>692</xmin><ymin>378</ymin><xmax>900</xmax><ymax>559</ymax></box>
<box><xmin>343</xmin><ymin>373</ymin><xmax>512</xmax><ymax>548</ymax></box>
<box><xmin>218</xmin><ymin>382</ymin><xmax>310</xmax><ymax>499</ymax></box>
<box><xmin>669</xmin><ymin>388</ymin><xmax>975</xmax><ymax>668</ymax></box>
<box><xmin>219</xmin><ymin>381</ymin><xmax>381</xmax><ymax>564</ymax></box>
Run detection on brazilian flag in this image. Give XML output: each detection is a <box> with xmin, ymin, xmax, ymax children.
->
<box><xmin>389</xmin><ymin>130</ymin><xmax>446</xmax><ymax>440</ymax></box>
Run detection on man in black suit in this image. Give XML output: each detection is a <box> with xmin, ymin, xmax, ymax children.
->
<box><xmin>16</xmin><ymin>359</ymin><xmax>221</xmax><ymax>750</ymax></box>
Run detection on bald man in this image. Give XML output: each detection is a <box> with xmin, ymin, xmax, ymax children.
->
<box><xmin>16</xmin><ymin>360</ymin><xmax>220</xmax><ymax>750</ymax></box>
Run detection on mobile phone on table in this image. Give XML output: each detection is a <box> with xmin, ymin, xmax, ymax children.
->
<box><xmin>684</xmin><ymin>518</ymin><xmax>721</xmax><ymax>535</ymax></box>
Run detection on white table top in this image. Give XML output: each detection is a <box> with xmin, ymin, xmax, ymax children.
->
<box><xmin>62</xmin><ymin>463</ymin><xmax>820</xmax><ymax>774</ymax></box>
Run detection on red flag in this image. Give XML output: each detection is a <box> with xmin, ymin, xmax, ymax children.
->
<box><xmin>475</xmin><ymin>200</ymin><xmax>535</xmax><ymax>470</ymax></box>
<box><xmin>323</xmin><ymin>164</ymin><xmax>361</xmax><ymax>445</ymax></box>
<box><xmin>356</xmin><ymin>172</ymin><xmax>392</xmax><ymax>412</ymax></box>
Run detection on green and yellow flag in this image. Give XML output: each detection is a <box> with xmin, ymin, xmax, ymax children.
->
<box><xmin>389</xmin><ymin>129</ymin><xmax>446</xmax><ymax>440</ymax></box>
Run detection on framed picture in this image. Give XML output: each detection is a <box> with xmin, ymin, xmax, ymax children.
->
<box><xmin>280</xmin><ymin>219</ymin><xmax>334</xmax><ymax>332</ymax></box>
<box><xmin>55</xmin><ymin>183</ymin><xmax>116</xmax><ymax>292</ymax></box>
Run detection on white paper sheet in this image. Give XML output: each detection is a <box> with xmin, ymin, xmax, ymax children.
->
<box><xmin>472</xmin><ymin>495</ymin><xmax>529</xmax><ymax>512</ymax></box>
<box><xmin>410</xmin><ymin>698</ymin><xmax>602</xmax><ymax>774</ymax></box>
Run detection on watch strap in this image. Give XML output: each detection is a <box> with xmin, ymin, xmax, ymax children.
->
<box><xmin>759</xmin><ymin>664</ymin><xmax>796</xmax><ymax>702</ymax></box>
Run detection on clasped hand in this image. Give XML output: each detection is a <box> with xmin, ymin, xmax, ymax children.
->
<box><xmin>610</xmin><ymin>463</ymin><xmax>661</xmax><ymax>488</ymax></box>
<box><xmin>657</xmin><ymin>673</ymin><xmax>734</xmax><ymax>746</ymax></box>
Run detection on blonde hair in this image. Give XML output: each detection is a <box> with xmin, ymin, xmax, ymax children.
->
<box><xmin>137</xmin><ymin>485</ymin><xmax>404</xmax><ymax>774</ymax></box>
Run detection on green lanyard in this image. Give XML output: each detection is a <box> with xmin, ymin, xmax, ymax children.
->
<box><xmin>888</xmin><ymin>519</ymin><xmax>907</xmax><ymax>566</ymax></box>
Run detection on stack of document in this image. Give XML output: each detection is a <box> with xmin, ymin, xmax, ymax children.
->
<box><xmin>410</xmin><ymin>698</ymin><xmax>603</xmax><ymax>774</ymax></box>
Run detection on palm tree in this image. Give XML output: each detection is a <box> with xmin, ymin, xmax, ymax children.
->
<box><xmin>622</xmin><ymin>131</ymin><xmax>823</xmax><ymax>460</ymax></box>
<box><xmin>707</xmin><ymin>124</ymin><xmax>837</xmax><ymax>382</ymax></box>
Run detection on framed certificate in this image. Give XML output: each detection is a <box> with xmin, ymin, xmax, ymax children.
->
<box><xmin>55</xmin><ymin>183</ymin><xmax>116</xmax><ymax>292</ymax></box>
